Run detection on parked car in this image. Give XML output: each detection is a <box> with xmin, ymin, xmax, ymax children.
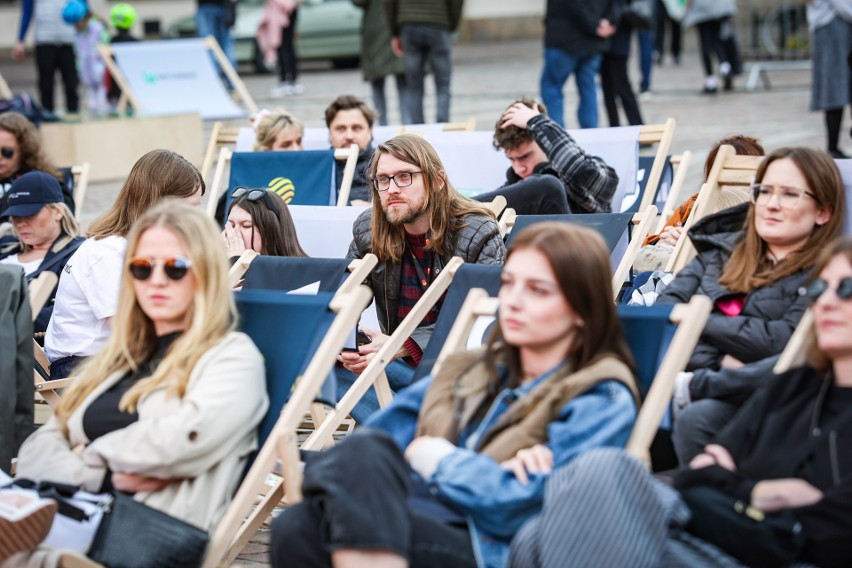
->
<box><xmin>167</xmin><ymin>0</ymin><xmax>362</xmax><ymax>72</ymax></box>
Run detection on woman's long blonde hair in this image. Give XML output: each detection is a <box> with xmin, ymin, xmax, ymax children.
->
<box><xmin>56</xmin><ymin>200</ymin><xmax>236</xmax><ymax>428</ymax></box>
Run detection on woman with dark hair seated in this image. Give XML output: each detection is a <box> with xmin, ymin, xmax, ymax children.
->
<box><xmin>270</xmin><ymin>222</ymin><xmax>639</xmax><ymax>568</ymax></box>
<box><xmin>0</xmin><ymin>172</ymin><xmax>83</xmax><ymax>332</ymax></box>
<box><xmin>221</xmin><ymin>186</ymin><xmax>308</xmax><ymax>259</ymax></box>
<box><xmin>509</xmin><ymin>236</ymin><xmax>852</xmax><ymax>568</ymax></box>
<box><xmin>657</xmin><ymin>147</ymin><xmax>845</xmax><ymax>373</ymax></box>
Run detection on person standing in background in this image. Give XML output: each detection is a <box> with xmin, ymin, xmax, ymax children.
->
<box><xmin>260</xmin><ymin>0</ymin><xmax>302</xmax><ymax>97</ymax></box>
<box><xmin>683</xmin><ymin>0</ymin><xmax>741</xmax><ymax>93</ymax></box>
<box><xmin>61</xmin><ymin>0</ymin><xmax>109</xmax><ymax>116</ymax></box>
<box><xmin>384</xmin><ymin>0</ymin><xmax>464</xmax><ymax>124</ymax></box>
<box><xmin>353</xmin><ymin>0</ymin><xmax>410</xmax><ymax>125</ymax></box>
<box><xmin>540</xmin><ymin>0</ymin><xmax>616</xmax><ymax>128</ymax></box>
<box><xmin>13</xmin><ymin>0</ymin><xmax>80</xmax><ymax>115</ymax></box>
<box><xmin>807</xmin><ymin>0</ymin><xmax>852</xmax><ymax>159</ymax></box>
<box><xmin>655</xmin><ymin>0</ymin><xmax>683</xmax><ymax>66</ymax></box>
<box><xmin>195</xmin><ymin>0</ymin><xmax>236</xmax><ymax>69</ymax></box>
<box><xmin>601</xmin><ymin>1</ymin><xmax>644</xmax><ymax>126</ymax></box>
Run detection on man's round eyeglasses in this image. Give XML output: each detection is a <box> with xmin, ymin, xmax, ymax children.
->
<box><xmin>372</xmin><ymin>171</ymin><xmax>422</xmax><ymax>192</ymax></box>
<box><xmin>750</xmin><ymin>183</ymin><xmax>816</xmax><ymax>209</ymax></box>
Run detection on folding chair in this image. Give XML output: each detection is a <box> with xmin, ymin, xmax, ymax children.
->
<box><xmin>636</xmin><ymin>119</ymin><xmax>677</xmax><ymax>213</ymax></box>
<box><xmin>301</xmin><ymin>256</ymin><xmax>466</xmax><ymax>451</ymax></box>
<box><xmin>240</xmin><ymin>254</ymin><xmax>378</xmax><ymax>299</ymax></box>
<box><xmin>504</xmin><ymin>212</ymin><xmax>635</xmax><ymax>253</ymax></box>
<box><xmin>205</xmin><ymin>144</ymin><xmax>360</xmax><ymax>217</ymax></box>
<box><xmin>611</xmin><ymin>205</ymin><xmax>658</xmax><ymax>298</ymax></box>
<box><xmin>666</xmin><ymin>146</ymin><xmax>762</xmax><ymax>273</ymax></box>
<box><xmin>654</xmin><ymin>151</ymin><xmax>693</xmax><ymax>234</ymax></box>
<box><xmin>202</xmin><ymin>285</ymin><xmax>372</xmax><ymax>567</ymax></box>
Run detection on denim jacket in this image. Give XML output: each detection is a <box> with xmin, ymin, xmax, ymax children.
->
<box><xmin>366</xmin><ymin>365</ymin><xmax>637</xmax><ymax>568</ymax></box>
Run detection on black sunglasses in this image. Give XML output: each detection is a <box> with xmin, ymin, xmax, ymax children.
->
<box><xmin>128</xmin><ymin>256</ymin><xmax>192</xmax><ymax>281</ymax></box>
<box><xmin>800</xmin><ymin>277</ymin><xmax>852</xmax><ymax>303</ymax></box>
<box><xmin>231</xmin><ymin>186</ymin><xmax>277</xmax><ymax>211</ymax></box>
<box><xmin>0</xmin><ymin>147</ymin><xmax>15</xmax><ymax>159</ymax></box>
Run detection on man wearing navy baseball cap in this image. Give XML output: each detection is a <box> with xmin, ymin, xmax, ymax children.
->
<box><xmin>0</xmin><ymin>171</ymin><xmax>64</xmax><ymax>219</ymax></box>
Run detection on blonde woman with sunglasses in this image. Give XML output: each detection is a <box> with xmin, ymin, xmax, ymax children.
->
<box><xmin>11</xmin><ymin>200</ymin><xmax>267</xmax><ymax>560</ymax></box>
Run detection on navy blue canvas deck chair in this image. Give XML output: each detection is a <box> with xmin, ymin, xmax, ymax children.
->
<box><xmin>204</xmin><ymin>285</ymin><xmax>372</xmax><ymax>568</ymax></box>
<box><xmin>506</xmin><ymin>212</ymin><xmax>634</xmax><ymax>252</ymax></box>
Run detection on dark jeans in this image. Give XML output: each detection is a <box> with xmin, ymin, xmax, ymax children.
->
<box><xmin>655</xmin><ymin>0</ymin><xmax>682</xmax><ymax>61</ymax></box>
<box><xmin>48</xmin><ymin>355</ymin><xmax>84</xmax><ymax>381</ymax></box>
<box><xmin>277</xmin><ymin>8</ymin><xmax>298</xmax><ymax>82</ymax></box>
<box><xmin>600</xmin><ymin>54</ymin><xmax>644</xmax><ymax>126</ymax></box>
<box><xmin>334</xmin><ymin>359</ymin><xmax>416</xmax><ymax>423</ymax></box>
<box><xmin>35</xmin><ymin>43</ymin><xmax>79</xmax><ymax>113</ymax></box>
<box><xmin>270</xmin><ymin>430</ymin><xmax>476</xmax><ymax>567</ymax></box>
<box><xmin>672</xmin><ymin>399</ymin><xmax>738</xmax><ymax>464</ymax></box>
<box><xmin>371</xmin><ymin>74</ymin><xmax>411</xmax><ymax>125</ymax></box>
<box><xmin>400</xmin><ymin>24</ymin><xmax>452</xmax><ymax>124</ymax></box>
<box><xmin>474</xmin><ymin>174</ymin><xmax>571</xmax><ymax>215</ymax></box>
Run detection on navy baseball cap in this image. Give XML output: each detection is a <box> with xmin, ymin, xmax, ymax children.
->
<box><xmin>1</xmin><ymin>171</ymin><xmax>63</xmax><ymax>218</ymax></box>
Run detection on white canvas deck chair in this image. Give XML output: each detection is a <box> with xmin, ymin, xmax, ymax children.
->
<box><xmin>204</xmin><ymin>143</ymin><xmax>360</xmax><ymax>216</ymax></box>
<box><xmin>419</xmin><ymin>287</ymin><xmax>712</xmax><ymax>467</ymax></box>
<box><xmin>202</xmin><ymin>285</ymin><xmax>372</xmax><ymax>567</ymax></box>
<box><xmin>97</xmin><ymin>36</ymin><xmax>258</xmax><ymax>118</ymax></box>
<box><xmin>301</xmin><ymin>256</ymin><xmax>466</xmax><ymax>451</ymax></box>
<box><xmin>665</xmin><ymin>145</ymin><xmax>763</xmax><ymax>273</ymax></box>
<box><xmin>634</xmin><ymin>119</ymin><xmax>678</xmax><ymax>214</ymax></box>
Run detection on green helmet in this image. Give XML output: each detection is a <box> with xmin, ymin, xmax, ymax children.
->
<box><xmin>110</xmin><ymin>3</ymin><xmax>137</xmax><ymax>30</ymax></box>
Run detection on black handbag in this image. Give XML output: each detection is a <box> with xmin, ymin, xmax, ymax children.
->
<box><xmin>679</xmin><ymin>486</ymin><xmax>805</xmax><ymax>568</ymax></box>
<box><xmin>87</xmin><ymin>491</ymin><xmax>209</xmax><ymax>568</ymax></box>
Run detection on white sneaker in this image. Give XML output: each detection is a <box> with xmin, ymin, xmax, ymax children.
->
<box><xmin>269</xmin><ymin>83</ymin><xmax>294</xmax><ymax>98</ymax></box>
<box><xmin>290</xmin><ymin>82</ymin><xmax>304</xmax><ymax>95</ymax></box>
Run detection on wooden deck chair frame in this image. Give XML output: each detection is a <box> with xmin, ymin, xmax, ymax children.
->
<box><xmin>202</xmin><ymin>286</ymin><xmax>373</xmax><ymax>568</ymax></box>
<box><xmin>485</xmin><ymin>195</ymin><xmax>507</xmax><ymax>219</ymax></box>
<box><xmin>400</xmin><ymin>117</ymin><xmax>476</xmax><ymax>135</ymax></box>
<box><xmin>204</xmin><ymin>143</ymin><xmax>360</xmax><ymax>217</ymax></box>
<box><xmin>201</xmin><ymin>121</ymin><xmax>242</xmax><ymax>183</ymax></box>
<box><xmin>0</xmin><ymin>70</ymin><xmax>12</xmax><ymax>100</ymax></box>
<box><xmin>59</xmin><ymin>552</ymin><xmax>103</xmax><ymax>568</ymax></box>
<box><xmin>97</xmin><ymin>36</ymin><xmax>258</xmax><ymax>116</ymax></box>
<box><xmin>636</xmin><ymin>118</ymin><xmax>677</xmax><ymax>214</ymax></box>
<box><xmin>26</xmin><ymin>272</ymin><xmax>71</xmax><ymax>410</ymax></box>
<box><xmin>654</xmin><ymin>151</ymin><xmax>692</xmax><ymax>234</ymax></box>
<box><xmin>665</xmin><ymin>146</ymin><xmax>762</xmax><ymax>273</ymax></box>
<box><xmin>424</xmin><ymin>288</ymin><xmax>712</xmax><ymax>466</ymax></box>
<box><xmin>301</xmin><ymin>256</ymin><xmax>466</xmax><ymax>452</ymax></box>
<box><xmin>611</xmin><ymin>205</ymin><xmax>658</xmax><ymax>298</ymax></box>
<box><xmin>773</xmin><ymin>308</ymin><xmax>813</xmax><ymax>375</ymax></box>
<box><xmin>70</xmin><ymin>163</ymin><xmax>90</xmax><ymax>221</ymax></box>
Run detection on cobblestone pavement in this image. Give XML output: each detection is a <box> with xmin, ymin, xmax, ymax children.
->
<box><xmin>1</xmin><ymin>35</ymin><xmax>838</xmax><ymax>566</ymax></box>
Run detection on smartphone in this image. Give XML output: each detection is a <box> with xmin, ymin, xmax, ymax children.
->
<box><xmin>342</xmin><ymin>325</ymin><xmax>372</xmax><ymax>352</ymax></box>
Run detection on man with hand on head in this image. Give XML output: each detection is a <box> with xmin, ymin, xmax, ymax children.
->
<box><xmin>340</xmin><ymin>134</ymin><xmax>505</xmax><ymax>422</ymax></box>
<box><xmin>475</xmin><ymin>98</ymin><xmax>619</xmax><ymax>215</ymax></box>
<box><xmin>325</xmin><ymin>95</ymin><xmax>378</xmax><ymax>205</ymax></box>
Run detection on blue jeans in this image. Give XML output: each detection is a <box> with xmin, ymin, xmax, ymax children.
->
<box><xmin>637</xmin><ymin>29</ymin><xmax>654</xmax><ymax>92</ymax></box>
<box><xmin>335</xmin><ymin>359</ymin><xmax>417</xmax><ymax>423</ymax></box>
<box><xmin>540</xmin><ymin>47</ymin><xmax>601</xmax><ymax>128</ymax></box>
<box><xmin>196</xmin><ymin>5</ymin><xmax>236</xmax><ymax>69</ymax></box>
<box><xmin>400</xmin><ymin>24</ymin><xmax>452</xmax><ymax>124</ymax></box>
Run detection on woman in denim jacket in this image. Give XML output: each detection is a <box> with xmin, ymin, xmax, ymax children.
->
<box><xmin>271</xmin><ymin>222</ymin><xmax>639</xmax><ymax>568</ymax></box>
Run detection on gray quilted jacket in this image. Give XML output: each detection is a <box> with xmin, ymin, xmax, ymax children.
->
<box><xmin>346</xmin><ymin>208</ymin><xmax>505</xmax><ymax>352</ymax></box>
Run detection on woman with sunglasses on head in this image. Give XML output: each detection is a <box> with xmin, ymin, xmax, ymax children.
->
<box><xmin>0</xmin><ymin>112</ymin><xmax>75</xmax><ymax>223</ymax></box>
<box><xmin>9</xmin><ymin>200</ymin><xmax>267</xmax><ymax>563</ymax></box>
<box><xmin>509</xmin><ymin>236</ymin><xmax>852</xmax><ymax>568</ymax></box>
<box><xmin>222</xmin><ymin>186</ymin><xmax>308</xmax><ymax>260</ymax></box>
<box><xmin>657</xmin><ymin>147</ymin><xmax>845</xmax><ymax>376</ymax></box>
<box><xmin>271</xmin><ymin>223</ymin><xmax>639</xmax><ymax>568</ymax></box>
<box><xmin>44</xmin><ymin>149</ymin><xmax>205</xmax><ymax>380</ymax></box>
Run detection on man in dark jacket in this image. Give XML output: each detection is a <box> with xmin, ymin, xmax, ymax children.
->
<box><xmin>340</xmin><ymin>134</ymin><xmax>505</xmax><ymax>421</ymax></box>
<box><xmin>475</xmin><ymin>98</ymin><xmax>619</xmax><ymax>215</ymax></box>
<box><xmin>384</xmin><ymin>0</ymin><xmax>465</xmax><ymax>124</ymax></box>
<box><xmin>325</xmin><ymin>95</ymin><xmax>377</xmax><ymax>205</ymax></box>
<box><xmin>541</xmin><ymin>0</ymin><xmax>616</xmax><ymax>128</ymax></box>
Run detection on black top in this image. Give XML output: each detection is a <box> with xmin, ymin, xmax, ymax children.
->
<box><xmin>675</xmin><ymin>366</ymin><xmax>852</xmax><ymax>566</ymax></box>
<box><xmin>82</xmin><ymin>332</ymin><xmax>182</xmax><ymax>442</ymax></box>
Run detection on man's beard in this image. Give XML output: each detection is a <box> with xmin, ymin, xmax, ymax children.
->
<box><xmin>384</xmin><ymin>197</ymin><xmax>428</xmax><ymax>225</ymax></box>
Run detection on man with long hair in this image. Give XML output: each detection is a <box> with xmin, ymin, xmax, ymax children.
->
<box><xmin>339</xmin><ymin>134</ymin><xmax>506</xmax><ymax>421</ymax></box>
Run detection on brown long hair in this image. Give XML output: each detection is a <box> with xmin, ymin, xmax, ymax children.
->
<box><xmin>0</xmin><ymin>112</ymin><xmax>62</xmax><ymax>180</ymax></box>
<box><xmin>806</xmin><ymin>236</ymin><xmax>852</xmax><ymax>372</ymax></box>
<box><xmin>484</xmin><ymin>222</ymin><xmax>635</xmax><ymax>389</ymax></box>
<box><xmin>367</xmin><ymin>134</ymin><xmax>496</xmax><ymax>262</ymax></box>
<box><xmin>719</xmin><ymin>147</ymin><xmax>846</xmax><ymax>293</ymax></box>
<box><xmin>228</xmin><ymin>190</ymin><xmax>308</xmax><ymax>257</ymax></box>
<box><xmin>88</xmin><ymin>149</ymin><xmax>205</xmax><ymax>239</ymax></box>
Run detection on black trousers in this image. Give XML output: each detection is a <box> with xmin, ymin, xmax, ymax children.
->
<box><xmin>270</xmin><ymin>429</ymin><xmax>476</xmax><ymax>567</ymax></box>
<box><xmin>600</xmin><ymin>54</ymin><xmax>644</xmax><ymax>127</ymax></box>
<box><xmin>35</xmin><ymin>43</ymin><xmax>79</xmax><ymax>113</ymax></box>
<box><xmin>475</xmin><ymin>174</ymin><xmax>571</xmax><ymax>215</ymax></box>
<box><xmin>696</xmin><ymin>18</ymin><xmax>741</xmax><ymax>77</ymax></box>
<box><xmin>655</xmin><ymin>0</ymin><xmax>682</xmax><ymax>60</ymax></box>
<box><xmin>277</xmin><ymin>8</ymin><xmax>299</xmax><ymax>82</ymax></box>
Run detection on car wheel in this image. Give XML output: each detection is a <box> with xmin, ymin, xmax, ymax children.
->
<box><xmin>253</xmin><ymin>40</ymin><xmax>275</xmax><ymax>75</ymax></box>
<box><xmin>331</xmin><ymin>57</ymin><xmax>360</xmax><ymax>70</ymax></box>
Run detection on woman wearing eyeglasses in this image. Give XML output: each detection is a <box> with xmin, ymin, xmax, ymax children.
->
<box><xmin>0</xmin><ymin>112</ymin><xmax>75</xmax><ymax>222</ymax></box>
<box><xmin>11</xmin><ymin>201</ymin><xmax>267</xmax><ymax>560</ymax></box>
<box><xmin>222</xmin><ymin>186</ymin><xmax>308</xmax><ymax>259</ymax></box>
<box><xmin>44</xmin><ymin>149</ymin><xmax>205</xmax><ymax>380</ymax></box>
<box><xmin>508</xmin><ymin>236</ymin><xmax>852</xmax><ymax>568</ymax></box>
<box><xmin>656</xmin><ymin>147</ymin><xmax>846</xmax><ymax>375</ymax></box>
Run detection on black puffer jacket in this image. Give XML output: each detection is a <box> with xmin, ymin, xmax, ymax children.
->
<box><xmin>544</xmin><ymin>0</ymin><xmax>616</xmax><ymax>54</ymax></box>
<box><xmin>346</xmin><ymin>208</ymin><xmax>505</xmax><ymax>352</ymax></box>
<box><xmin>656</xmin><ymin>203</ymin><xmax>810</xmax><ymax>371</ymax></box>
